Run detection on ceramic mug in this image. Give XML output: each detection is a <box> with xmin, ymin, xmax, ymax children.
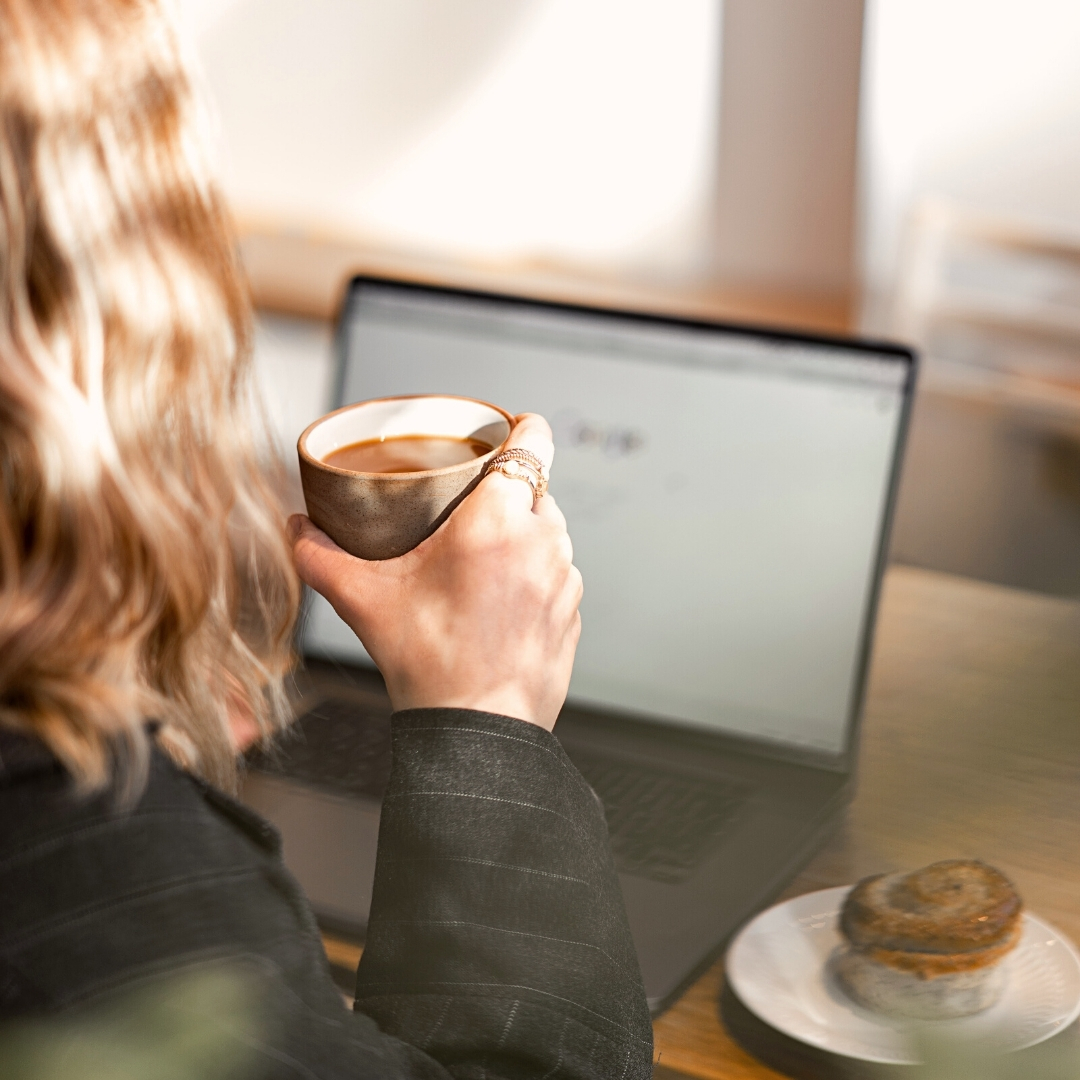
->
<box><xmin>297</xmin><ymin>394</ymin><xmax>513</xmax><ymax>560</ymax></box>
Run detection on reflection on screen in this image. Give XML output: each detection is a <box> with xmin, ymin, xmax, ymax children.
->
<box><xmin>306</xmin><ymin>287</ymin><xmax>908</xmax><ymax>756</ymax></box>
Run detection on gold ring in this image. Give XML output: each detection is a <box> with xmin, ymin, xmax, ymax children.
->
<box><xmin>486</xmin><ymin>449</ymin><xmax>549</xmax><ymax>502</ymax></box>
<box><xmin>491</xmin><ymin>448</ymin><xmax>547</xmax><ymax>478</ymax></box>
<box><xmin>487</xmin><ymin>449</ymin><xmax>548</xmax><ymax>500</ymax></box>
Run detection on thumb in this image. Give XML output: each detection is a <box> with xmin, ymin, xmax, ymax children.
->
<box><xmin>289</xmin><ymin>514</ymin><xmax>376</xmax><ymax>614</ymax></box>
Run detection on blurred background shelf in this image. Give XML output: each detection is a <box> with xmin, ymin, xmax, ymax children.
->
<box><xmin>238</xmin><ymin>224</ymin><xmax>853</xmax><ymax>333</ymax></box>
<box><xmin>889</xmin><ymin>201</ymin><xmax>1080</xmax><ymax>597</ymax></box>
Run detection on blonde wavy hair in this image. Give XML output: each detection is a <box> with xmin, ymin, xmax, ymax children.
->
<box><xmin>0</xmin><ymin>0</ymin><xmax>300</xmax><ymax>797</ymax></box>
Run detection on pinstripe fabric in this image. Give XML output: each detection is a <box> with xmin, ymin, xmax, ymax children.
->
<box><xmin>356</xmin><ymin>711</ymin><xmax>653</xmax><ymax>1079</ymax></box>
<box><xmin>0</xmin><ymin>710</ymin><xmax>652</xmax><ymax>1079</ymax></box>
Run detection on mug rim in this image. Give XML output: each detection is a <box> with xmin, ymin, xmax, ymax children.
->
<box><xmin>297</xmin><ymin>393</ymin><xmax>514</xmax><ymax>479</ymax></box>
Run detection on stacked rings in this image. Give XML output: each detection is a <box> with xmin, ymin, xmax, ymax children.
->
<box><xmin>486</xmin><ymin>448</ymin><xmax>549</xmax><ymax>503</ymax></box>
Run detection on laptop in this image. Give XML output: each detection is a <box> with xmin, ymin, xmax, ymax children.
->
<box><xmin>243</xmin><ymin>276</ymin><xmax>916</xmax><ymax>1013</ymax></box>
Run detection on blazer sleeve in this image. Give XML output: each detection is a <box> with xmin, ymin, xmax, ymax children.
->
<box><xmin>353</xmin><ymin>708</ymin><xmax>654</xmax><ymax>1080</ymax></box>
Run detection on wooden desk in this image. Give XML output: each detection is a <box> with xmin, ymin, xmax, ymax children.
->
<box><xmin>323</xmin><ymin>565</ymin><xmax>1080</xmax><ymax>1077</ymax></box>
<box><xmin>652</xmin><ymin>565</ymin><xmax>1080</xmax><ymax>1078</ymax></box>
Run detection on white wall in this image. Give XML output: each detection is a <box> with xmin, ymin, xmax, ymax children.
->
<box><xmin>179</xmin><ymin>0</ymin><xmax>720</xmax><ymax>276</ymax></box>
<box><xmin>859</xmin><ymin>0</ymin><xmax>1080</xmax><ymax>331</ymax></box>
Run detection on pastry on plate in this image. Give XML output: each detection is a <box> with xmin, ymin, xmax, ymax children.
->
<box><xmin>835</xmin><ymin>860</ymin><xmax>1022</xmax><ymax>1019</ymax></box>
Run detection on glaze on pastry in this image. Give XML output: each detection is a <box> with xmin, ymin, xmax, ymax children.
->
<box><xmin>835</xmin><ymin>860</ymin><xmax>1022</xmax><ymax>1019</ymax></box>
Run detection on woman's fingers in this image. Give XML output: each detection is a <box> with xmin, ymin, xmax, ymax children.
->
<box><xmin>480</xmin><ymin>412</ymin><xmax>555</xmax><ymax>512</ymax></box>
<box><xmin>506</xmin><ymin>412</ymin><xmax>555</xmax><ymax>466</ymax></box>
<box><xmin>533</xmin><ymin>491</ymin><xmax>568</xmax><ymax>532</ymax></box>
<box><xmin>556</xmin><ymin>562</ymin><xmax>584</xmax><ymax>627</ymax></box>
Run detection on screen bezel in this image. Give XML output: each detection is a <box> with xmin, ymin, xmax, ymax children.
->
<box><xmin>331</xmin><ymin>274</ymin><xmax>919</xmax><ymax>775</ymax></box>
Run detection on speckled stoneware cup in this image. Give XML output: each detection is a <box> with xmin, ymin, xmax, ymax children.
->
<box><xmin>298</xmin><ymin>395</ymin><xmax>513</xmax><ymax>561</ymax></box>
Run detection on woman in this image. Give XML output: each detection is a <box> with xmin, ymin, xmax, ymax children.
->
<box><xmin>0</xmin><ymin>0</ymin><xmax>653</xmax><ymax>1077</ymax></box>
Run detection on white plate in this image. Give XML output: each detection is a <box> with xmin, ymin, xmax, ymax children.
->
<box><xmin>726</xmin><ymin>886</ymin><xmax>1080</xmax><ymax>1064</ymax></box>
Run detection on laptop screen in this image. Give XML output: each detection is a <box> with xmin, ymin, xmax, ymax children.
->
<box><xmin>304</xmin><ymin>280</ymin><xmax>913</xmax><ymax>758</ymax></box>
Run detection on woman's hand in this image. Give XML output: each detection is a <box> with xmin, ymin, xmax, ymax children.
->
<box><xmin>290</xmin><ymin>414</ymin><xmax>582</xmax><ymax>731</ymax></box>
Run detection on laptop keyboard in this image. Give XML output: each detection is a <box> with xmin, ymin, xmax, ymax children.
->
<box><xmin>568</xmin><ymin>751</ymin><xmax>747</xmax><ymax>885</ymax></box>
<box><xmin>248</xmin><ymin>695</ymin><xmax>745</xmax><ymax>885</ymax></box>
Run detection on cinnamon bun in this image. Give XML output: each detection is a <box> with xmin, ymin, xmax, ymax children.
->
<box><xmin>835</xmin><ymin>860</ymin><xmax>1022</xmax><ymax>1019</ymax></box>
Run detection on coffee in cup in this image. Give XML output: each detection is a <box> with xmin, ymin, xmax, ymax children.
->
<box><xmin>298</xmin><ymin>395</ymin><xmax>513</xmax><ymax>560</ymax></box>
<box><xmin>323</xmin><ymin>434</ymin><xmax>494</xmax><ymax>474</ymax></box>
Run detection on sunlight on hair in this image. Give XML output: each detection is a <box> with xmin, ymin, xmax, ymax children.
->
<box><xmin>0</xmin><ymin>0</ymin><xmax>300</xmax><ymax>798</ymax></box>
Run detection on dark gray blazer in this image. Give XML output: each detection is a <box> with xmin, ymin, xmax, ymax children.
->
<box><xmin>0</xmin><ymin>709</ymin><xmax>653</xmax><ymax>1078</ymax></box>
